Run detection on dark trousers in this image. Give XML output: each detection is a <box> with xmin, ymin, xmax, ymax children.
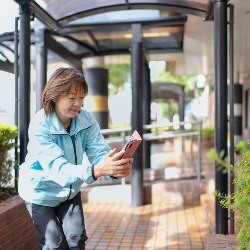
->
<box><xmin>25</xmin><ymin>192</ymin><xmax>88</xmax><ymax>250</ymax></box>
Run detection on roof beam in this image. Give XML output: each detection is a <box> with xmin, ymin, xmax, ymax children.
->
<box><xmin>30</xmin><ymin>1</ymin><xmax>58</xmax><ymax>30</ymax></box>
<box><xmin>0</xmin><ymin>33</ymin><xmax>14</xmax><ymax>43</ymax></box>
<box><xmin>85</xmin><ymin>30</ymin><xmax>100</xmax><ymax>53</ymax></box>
<box><xmin>57</xmin><ymin>4</ymin><xmax>202</xmax><ymax>26</ymax></box>
<box><xmin>60</xmin><ymin>15</ymin><xmax>187</xmax><ymax>31</ymax></box>
<box><xmin>48</xmin><ymin>31</ymin><xmax>97</xmax><ymax>54</ymax></box>
<box><xmin>125</xmin><ymin>0</ymin><xmax>130</xmax><ymax>9</ymax></box>
<box><xmin>0</xmin><ymin>43</ymin><xmax>14</xmax><ymax>53</ymax></box>
<box><xmin>0</xmin><ymin>60</ymin><xmax>14</xmax><ymax>74</ymax></box>
<box><xmin>204</xmin><ymin>0</ymin><xmax>214</xmax><ymax>21</ymax></box>
<box><xmin>44</xmin><ymin>32</ymin><xmax>82</xmax><ymax>70</ymax></box>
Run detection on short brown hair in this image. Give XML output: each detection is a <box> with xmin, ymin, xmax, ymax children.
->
<box><xmin>42</xmin><ymin>67</ymin><xmax>88</xmax><ymax>116</ymax></box>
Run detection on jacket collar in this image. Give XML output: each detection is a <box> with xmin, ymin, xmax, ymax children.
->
<box><xmin>48</xmin><ymin>109</ymin><xmax>91</xmax><ymax>135</ymax></box>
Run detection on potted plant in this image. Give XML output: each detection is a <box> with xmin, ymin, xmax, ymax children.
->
<box><xmin>201</xmin><ymin>126</ymin><xmax>214</xmax><ymax>149</ymax></box>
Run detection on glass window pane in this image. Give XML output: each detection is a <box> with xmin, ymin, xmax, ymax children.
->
<box><xmin>35</xmin><ymin>0</ymin><xmax>125</xmax><ymax>20</ymax></box>
<box><xmin>92</xmin><ymin>28</ymin><xmax>132</xmax><ymax>51</ymax></box>
<box><xmin>129</xmin><ymin>0</ymin><xmax>209</xmax><ymax>10</ymax></box>
<box><xmin>69</xmin><ymin>33</ymin><xmax>95</xmax><ymax>49</ymax></box>
<box><xmin>52</xmin><ymin>35</ymin><xmax>90</xmax><ymax>55</ymax></box>
<box><xmin>142</xmin><ymin>26</ymin><xmax>183</xmax><ymax>50</ymax></box>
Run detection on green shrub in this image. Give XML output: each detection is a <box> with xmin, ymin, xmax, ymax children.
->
<box><xmin>209</xmin><ymin>147</ymin><xmax>250</xmax><ymax>249</ymax></box>
<box><xmin>0</xmin><ymin>124</ymin><xmax>18</xmax><ymax>188</ymax></box>
<box><xmin>185</xmin><ymin>125</ymin><xmax>214</xmax><ymax>140</ymax></box>
<box><xmin>235</xmin><ymin>140</ymin><xmax>250</xmax><ymax>154</ymax></box>
<box><xmin>202</xmin><ymin>126</ymin><xmax>214</xmax><ymax>140</ymax></box>
<box><xmin>107</xmin><ymin>124</ymin><xmax>131</xmax><ymax>138</ymax></box>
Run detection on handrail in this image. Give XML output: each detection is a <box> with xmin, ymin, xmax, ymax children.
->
<box><xmin>143</xmin><ymin>120</ymin><xmax>198</xmax><ymax>129</ymax></box>
<box><xmin>100</xmin><ymin>121</ymin><xmax>200</xmax><ymax>134</ymax></box>
<box><xmin>103</xmin><ymin>130</ymin><xmax>198</xmax><ymax>143</ymax></box>
<box><xmin>100</xmin><ymin>120</ymin><xmax>202</xmax><ymax>182</ymax></box>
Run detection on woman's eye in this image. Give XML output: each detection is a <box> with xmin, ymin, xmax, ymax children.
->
<box><xmin>69</xmin><ymin>98</ymin><xmax>75</xmax><ymax>100</ymax></box>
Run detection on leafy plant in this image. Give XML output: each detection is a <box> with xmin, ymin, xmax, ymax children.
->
<box><xmin>106</xmin><ymin>64</ymin><xmax>130</xmax><ymax>96</ymax></box>
<box><xmin>0</xmin><ymin>124</ymin><xmax>18</xmax><ymax>188</ymax></box>
<box><xmin>235</xmin><ymin>140</ymin><xmax>250</xmax><ymax>154</ymax></box>
<box><xmin>185</xmin><ymin>125</ymin><xmax>214</xmax><ymax>141</ymax></box>
<box><xmin>154</xmin><ymin>67</ymin><xmax>198</xmax><ymax>94</ymax></box>
<box><xmin>202</xmin><ymin>126</ymin><xmax>214</xmax><ymax>140</ymax></box>
<box><xmin>209</xmin><ymin>146</ymin><xmax>250</xmax><ymax>249</ymax></box>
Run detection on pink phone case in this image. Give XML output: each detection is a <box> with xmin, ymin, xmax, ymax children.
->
<box><xmin>120</xmin><ymin>130</ymin><xmax>142</xmax><ymax>159</ymax></box>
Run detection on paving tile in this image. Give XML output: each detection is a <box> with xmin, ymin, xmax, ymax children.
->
<box><xmin>83</xmin><ymin>180</ymin><xmax>211</xmax><ymax>250</ymax></box>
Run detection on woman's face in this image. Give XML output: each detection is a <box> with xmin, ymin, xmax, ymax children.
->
<box><xmin>54</xmin><ymin>85</ymin><xmax>85</xmax><ymax>126</ymax></box>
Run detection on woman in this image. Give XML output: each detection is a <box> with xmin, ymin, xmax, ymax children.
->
<box><xmin>18</xmin><ymin>67</ymin><xmax>133</xmax><ymax>250</ymax></box>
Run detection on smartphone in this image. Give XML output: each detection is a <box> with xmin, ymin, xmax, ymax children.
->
<box><xmin>119</xmin><ymin>130</ymin><xmax>142</xmax><ymax>159</ymax></box>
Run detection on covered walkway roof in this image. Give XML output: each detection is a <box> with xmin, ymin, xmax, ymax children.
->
<box><xmin>0</xmin><ymin>0</ymin><xmax>213</xmax><ymax>69</ymax></box>
<box><xmin>0</xmin><ymin>15</ymin><xmax>187</xmax><ymax>67</ymax></box>
<box><xmin>31</xmin><ymin>0</ymin><xmax>213</xmax><ymax>29</ymax></box>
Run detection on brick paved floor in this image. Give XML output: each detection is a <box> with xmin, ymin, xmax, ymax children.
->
<box><xmin>82</xmin><ymin>191</ymin><xmax>211</xmax><ymax>250</ymax></box>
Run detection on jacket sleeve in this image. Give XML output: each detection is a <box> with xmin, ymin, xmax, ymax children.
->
<box><xmin>27</xmin><ymin>117</ymin><xmax>96</xmax><ymax>187</ymax></box>
<box><xmin>84</xmin><ymin>113</ymin><xmax>120</xmax><ymax>183</ymax></box>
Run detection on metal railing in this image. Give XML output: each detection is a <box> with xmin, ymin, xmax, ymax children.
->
<box><xmin>100</xmin><ymin>120</ymin><xmax>202</xmax><ymax>181</ymax></box>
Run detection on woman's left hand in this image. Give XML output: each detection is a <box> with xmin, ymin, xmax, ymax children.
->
<box><xmin>113</xmin><ymin>160</ymin><xmax>132</xmax><ymax>178</ymax></box>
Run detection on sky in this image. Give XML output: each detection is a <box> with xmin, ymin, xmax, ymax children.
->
<box><xmin>0</xmin><ymin>1</ymin><xmax>19</xmax><ymax>126</ymax></box>
<box><xmin>0</xmin><ymin>0</ymin><xmax>19</xmax><ymax>34</ymax></box>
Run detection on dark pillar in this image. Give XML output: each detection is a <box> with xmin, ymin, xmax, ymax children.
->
<box><xmin>214</xmin><ymin>0</ymin><xmax>228</xmax><ymax>234</ymax></box>
<box><xmin>83</xmin><ymin>68</ymin><xmax>109</xmax><ymax>129</ymax></box>
<box><xmin>143</xmin><ymin>62</ymin><xmax>151</xmax><ymax>169</ymax></box>
<box><xmin>131</xmin><ymin>24</ymin><xmax>143</xmax><ymax>207</ymax></box>
<box><xmin>35</xmin><ymin>29</ymin><xmax>47</xmax><ymax>112</ymax></box>
<box><xmin>18</xmin><ymin>2</ymin><xmax>30</xmax><ymax>165</ymax></box>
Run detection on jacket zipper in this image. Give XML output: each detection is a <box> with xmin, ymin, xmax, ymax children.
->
<box><xmin>66</xmin><ymin>136</ymin><xmax>77</xmax><ymax>200</ymax></box>
<box><xmin>53</xmin><ymin>126</ymin><xmax>91</xmax><ymax>201</ymax></box>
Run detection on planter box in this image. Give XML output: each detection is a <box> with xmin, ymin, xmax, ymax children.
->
<box><xmin>194</xmin><ymin>139</ymin><xmax>214</xmax><ymax>149</ymax></box>
<box><xmin>201</xmin><ymin>139</ymin><xmax>214</xmax><ymax>149</ymax></box>
<box><xmin>0</xmin><ymin>195</ymin><xmax>39</xmax><ymax>250</ymax></box>
<box><xmin>205</xmin><ymin>234</ymin><xmax>239</xmax><ymax>249</ymax></box>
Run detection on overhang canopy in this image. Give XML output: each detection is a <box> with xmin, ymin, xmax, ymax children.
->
<box><xmin>0</xmin><ymin>14</ymin><xmax>187</xmax><ymax>64</ymax></box>
<box><xmin>31</xmin><ymin>0</ymin><xmax>213</xmax><ymax>29</ymax></box>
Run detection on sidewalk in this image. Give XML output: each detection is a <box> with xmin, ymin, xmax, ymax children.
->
<box><xmin>81</xmin><ymin>180</ymin><xmax>211</xmax><ymax>250</ymax></box>
<box><xmin>81</xmin><ymin>139</ymin><xmax>213</xmax><ymax>249</ymax></box>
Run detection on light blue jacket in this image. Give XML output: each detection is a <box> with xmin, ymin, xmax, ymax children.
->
<box><xmin>18</xmin><ymin>108</ymin><xmax>119</xmax><ymax>207</ymax></box>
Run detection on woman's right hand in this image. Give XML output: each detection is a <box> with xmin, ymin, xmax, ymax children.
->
<box><xmin>93</xmin><ymin>148</ymin><xmax>133</xmax><ymax>178</ymax></box>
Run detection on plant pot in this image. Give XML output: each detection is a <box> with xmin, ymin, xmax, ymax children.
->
<box><xmin>201</xmin><ymin>139</ymin><xmax>214</xmax><ymax>149</ymax></box>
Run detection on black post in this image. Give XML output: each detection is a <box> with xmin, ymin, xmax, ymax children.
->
<box><xmin>131</xmin><ymin>23</ymin><xmax>143</xmax><ymax>207</ymax></box>
<box><xmin>229</xmin><ymin>3</ymin><xmax>235</xmax><ymax>235</ymax></box>
<box><xmin>35</xmin><ymin>29</ymin><xmax>47</xmax><ymax>112</ymax></box>
<box><xmin>214</xmin><ymin>0</ymin><xmax>228</xmax><ymax>234</ymax></box>
<box><xmin>14</xmin><ymin>16</ymin><xmax>19</xmax><ymax>192</ymax></box>
<box><xmin>143</xmin><ymin>62</ymin><xmax>151</xmax><ymax>169</ymax></box>
<box><xmin>19</xmin><ymin>2</ymin><xmax>31</xmax><ymax>165</ymax></box>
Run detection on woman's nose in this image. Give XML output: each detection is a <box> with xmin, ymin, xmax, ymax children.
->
<box><xmin>74</xmin><ymin>99</ymin><xmax>81</xmax><ymax>107</ymax></box>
